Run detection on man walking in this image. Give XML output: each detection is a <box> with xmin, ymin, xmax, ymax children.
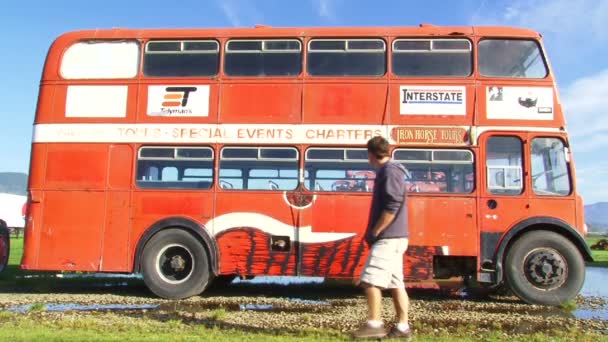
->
<box><xmin>352</xmin><ymin>136</ymin><xmax>411</xmax><ymax>339</ymax></box>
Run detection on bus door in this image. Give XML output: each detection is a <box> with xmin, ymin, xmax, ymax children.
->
<box><xmin>393</xmin><ymin>148</ymin><xmax>478</xmax><ymax>280</ymax></box>
<box><xmin>301</xmin><ymin>147</ymin><xmax>374</xmax><ymax>278</ymax></box>
<box><xmin>212</xmin><ymin>146</ymin><xmax>301</xmax><ymax>277</ymax></box>
<box><xmin>527</xmin><ymin>134</ymin><xmax>576</xmax><ymax>226</ymax></box>
<box><xmin>478</xmin><ymin>132</ymin><xmax>530</xmax><ymax>268</ymax></box>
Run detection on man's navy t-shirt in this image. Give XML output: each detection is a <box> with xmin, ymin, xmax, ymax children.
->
<box><xmin>365</xmin><ymin>160</ymin><xmax>409</xmax><ymax>245</ymax></box>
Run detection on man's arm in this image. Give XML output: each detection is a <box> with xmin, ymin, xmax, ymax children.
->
<box><xmin>372</xmin><ymin>210</ymin><xmax>396</xmax><ymax>237</ymax></box>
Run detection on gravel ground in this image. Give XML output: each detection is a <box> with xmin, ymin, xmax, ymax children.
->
<box><xmin>0</xmin><ymin>282</ymin><xmax>607</xmax><ymax>337</ymax></box>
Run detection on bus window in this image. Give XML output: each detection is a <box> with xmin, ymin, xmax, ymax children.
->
<box><xmin>531</xmin><ymin>138</ymin><xmax>571</xmax><ymax>196</ymax></box>
<box><xmin>486</xmin><ymin>137</ymin><xmax>523</xmax><ymax>195</ymax></box>
<box><xmin>478</xmin><ymin>39</ymin><xmax>547</xmax><ymax>78</ymax></box>
<box><xmin>219</xmin><ymin>147</ymin><xmax>299</xmax><ymax>190</ymax></box>
<box><xmin>61</xmin><ymin>41</ymin><xmax>139</xmax><ymax>79</ymax></box>
<box><xmin>304</xmin><ymin>148</ymin><xmax>375</xmax><ymax>192</ymax></box>
<box><xmin>307</xmin><ymin>39</ymin><xmax>386</xmax><ymax>76</ymax></box>
<box><xmin>136</xmin><ymin>146</ymin><xmax>214</xmax><ymax>189</ymax></box>
<box><xmin>224</xmin><ymin>39</ymin><xmax>302</xmax><ymax>77</ymax></box>
<box><xmin>144</xmin><ymin>40</ymin><xmax>219</xmax><ymax>77</ymax></box>
<box><xmin>392</xmin><ymin>39</ymin><xmax>472</xmax><ymax>77</ymax></box>
<box><xmin>393</xmin><ymin>149</ymin><xmax>474</xmax><ymax>193</ymax></box>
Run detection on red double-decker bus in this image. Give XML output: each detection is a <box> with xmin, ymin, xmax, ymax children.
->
<box><xmin>19</xmin><ymin>25</ymin><xmax>592</xmax><ymax>305</ymax></box>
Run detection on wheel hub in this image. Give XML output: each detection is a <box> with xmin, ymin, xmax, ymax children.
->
<box><xmin>524</xmin><ymin>249</ymin><xmax>566</xmax><ymax>289</ymax></box>
<box><xmin>156</xmin><ymin>244</ymin><xmax>194</xmax><ymax>284</ymax></box>
<box><xmin>170</xmin><ymin>255</ymin><xmax>186</xmax><ymax>271</ymax></box>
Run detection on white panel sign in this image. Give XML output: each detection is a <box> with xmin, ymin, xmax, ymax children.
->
<box><xmin>61</xmin><ymin>41</ymin><xmax>139</xmax><ymax>79</ymax></box>
<box><xmin>400</xmin><ymin>86</ymin><xmax>466</xmax><ymax>115</ymax></box>
<box><xmin>147</xmin><ymin>85</ymin><xmax>210</xmax><ymax>117</ymax></box>
<box><xmin>65</xmin><ymin>86</ymin><xmax>128</xmax><ymax>118</ymax></box>
<box><xmin>486</xmin><ymin>86</ymin><xmax>553</xmax><ymax>120</ymax></box>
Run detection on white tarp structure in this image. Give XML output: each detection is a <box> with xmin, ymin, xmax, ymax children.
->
<box><xmin>0</xmin><ymin>193</ymin><xmax>26</xmax><ymax>228</ymax></box>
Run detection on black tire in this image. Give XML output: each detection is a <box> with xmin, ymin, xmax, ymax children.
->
<box><xmin>0</xmin><ymin>224</ymin><xmax>9</xmax><ymax>274</ymax></box>
<box><xmin>505</xmin><ymin>230</ymin><xmax>585</xmax><ymax>306</ymax></box>
<box><xmin>141</xmin><ymin>229</ymin><xmax>210</xmax><ymax>299</ymax></box>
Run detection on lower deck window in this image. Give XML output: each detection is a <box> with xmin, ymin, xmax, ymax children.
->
<box><xmin>219</xmin><ymin>147</ymin><xmax>299</xmax><ymax>191</ymax></box>
<box><xmin>393</xmin><ymin>149</ymin><xmax>474</xmax><ymax>193</ymax></box>
<box><xmin>136</xmin><ymin>146</ymin><xmax>214</xmax><ymax>189</ymax></box>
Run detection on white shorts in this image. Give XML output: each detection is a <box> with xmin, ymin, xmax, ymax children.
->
<box><xmin>360</xmin><ymin>238</ymin><xmax>409</xmax><ymax>289</ymax></box>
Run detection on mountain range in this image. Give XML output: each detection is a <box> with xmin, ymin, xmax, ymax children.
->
<box><xmin>0</xmin><ymin>172</ymin><xmax>606</xmax><ymax>232</ymax></box>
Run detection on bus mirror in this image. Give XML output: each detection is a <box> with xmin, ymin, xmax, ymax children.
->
<box><xmin>564</xmin><ymin>147</ymin><xmax>570</xmax><ymax>162</ymax></box>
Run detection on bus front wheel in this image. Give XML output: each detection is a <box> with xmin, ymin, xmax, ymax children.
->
<box><xmin>505</xmin><ymin>230</ymin><xmax>585</xmax><ymax>306</ymax></box>
<box><xmin>141</xmin><ymin>229</ymin><xmax>210</xmax><ymax>299</ymax></box>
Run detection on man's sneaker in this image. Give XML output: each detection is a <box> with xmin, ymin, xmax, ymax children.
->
<box><xmin>351</xmin><ymin>323</ymin><xmax>387</xmax><ymax>339</ymax></box>
<box><xmin>385</xmin><ymin>326</ymin><xmax>412</xmax><ymax>339</ymax></box>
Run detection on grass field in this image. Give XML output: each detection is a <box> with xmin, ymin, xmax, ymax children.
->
<box><xmin>585</xmin><ymin>234</ymin><xmax>608</xmax><ymax>268</ymax></box>
<box><xmin>1</xmin><ymin>236</ymin><xmax>606</xmax><ymax>341</ymax></box>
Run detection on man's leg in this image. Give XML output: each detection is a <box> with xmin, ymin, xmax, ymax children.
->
<box><xmin>390</xmin><ymin>287</ymin><xmax>409</xmax><ymax>324</ymax></box>
<box><xmin>365</xmin><ymin>285</ymin><xmax>383</xmax><ymax>322</ymax></box>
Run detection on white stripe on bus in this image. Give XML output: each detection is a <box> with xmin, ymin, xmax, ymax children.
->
<box><xmin>32</xmin><ymin>123</ymin><xmax>563</xmax><ymax>145</ymax></box>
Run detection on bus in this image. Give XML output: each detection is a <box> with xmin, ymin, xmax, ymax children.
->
<box><xmin>18</xmin><ymin>25</ymin><xmax>592</xmax><ymax>305</ymax></box>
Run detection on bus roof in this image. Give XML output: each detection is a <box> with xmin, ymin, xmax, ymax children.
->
<box><xmin>50</xmin><ymin>25</ymin><xmax>541</xmax><ymax>43</ymax></box>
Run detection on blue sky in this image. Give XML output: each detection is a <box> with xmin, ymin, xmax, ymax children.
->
<box><xmin>0</xmin><ymin>0</ymin><xmax>606</xmax><ymax>204</ymax></box>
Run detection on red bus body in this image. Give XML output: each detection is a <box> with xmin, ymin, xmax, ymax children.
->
<box><xmin>23</xmin><ymin>26</ymin><xmax>592</xmax><ymax>305</ymax></box>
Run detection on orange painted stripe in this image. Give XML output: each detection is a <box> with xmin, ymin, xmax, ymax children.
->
<box><xmin>163</xmin><ymin>94</ymin><xmax>182</xmax><ymax>99</ymax></box>
<box><xmin>162</xmin><ymin>101</ymin><xmax>181</xmax><ymax>107</ymax></box>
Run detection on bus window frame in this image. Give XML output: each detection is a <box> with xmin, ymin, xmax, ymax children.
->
<box><xmin>392</xmin><ymin>148</ymin><xmax>476</xmax><ymax>194</ymax></box>
<box><xmin>223</xmin><ymin>38</ymin><xmax>303</xmax><ymax>78</ymax></box>
<box><xmin>477</xmin><ymin>38</ymin><xmax>549</xmax><ymax>79</ymax></box>
<box><xmin>306</xmin><ymin>38</ymin><xmax>388</xmax><ymax>77</ymax></box>
<box><xmin>143</xmin><ymin>39</ymin><xmax>221</xmax><ymax>78</ymax></box>
<box><xmin>219</xmin><ymin>146</ymin><xmax>300</xmax><ymax>191</ymax></box>
<box><xmin>391</xmin><ymin>38</ymin><xmax>473</xmax><ymax>78</ymax></box>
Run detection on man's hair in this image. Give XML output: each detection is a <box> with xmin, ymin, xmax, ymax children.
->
<box><xmin>367</xmin><ymin>136</ymin><xmax>390</xmax><ymax>159</ymax></box>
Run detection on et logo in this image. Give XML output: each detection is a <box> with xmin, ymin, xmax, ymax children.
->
<box><xmin>161</xmin><ymin>87</ymin><xmax>197</xmax><ymax>107</ymax></box>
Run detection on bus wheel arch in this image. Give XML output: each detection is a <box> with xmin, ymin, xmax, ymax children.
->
<box><xmin>495</xmin><ymin>217</ymin><xmax>592</xmax><ymax>305</ymax></box>
<box><xmin>134</xmin><ymin>217</ymin><xmax>219</xmax><ymax>299</ymax></box>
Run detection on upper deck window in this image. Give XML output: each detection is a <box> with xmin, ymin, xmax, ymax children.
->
<box><xmin>144</xmin><ymin>40</ymin><xmax>219</xmax><ymax>77</ymax></box>
<box><xmin>307</xmin><ymin>39</ymin><xmax>386</xmax><ymax>76</ymax></box>
<box><xmin>478</xmin><ymin>39</ymin><xmax>548</xmax><ymax>78</ymax></box>
<box><xmin>61</xmin><ymin>41</ymin><xmax>139</xmax><ymax>79</ymax></box>
<box><xmin>392</xmin><ymin>39</ymin><xmax>472</xmax><ymax>77</ymax></box>
<box><xmin>224</xmin><ymin>39</ymin><xmax>302</xmax><ymax>76</ymax></box>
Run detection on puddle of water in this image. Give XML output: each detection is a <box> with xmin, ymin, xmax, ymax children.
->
<box><xmin>239</xmin><ymin>304</ymin><xmax>274</xmax><ymax>311</ymax></box>
<box><xmin>574</xmin><ymin>309</ymin><xmax>608</xmax><ymax>320</ymax></box>
<box><xmin>574</xmin><ymin>267</ymin><xmax>608</xmax><ymax>320</ymax></box>
<box><xmin>57</xmin><ymin>273</ymin><xmax>143</xmax><ymax>279</ymax></box>
<box><xmin>7</xmin><ymin>303</ymin><xmax>158</xmax><ymax>314</ymax></box>
<box><xmin>232</xmin><ymin>276</ymin><xmax>324</xmax><ymax>285</ymax></box>
<box><xmin>287</xmin><ymin>298</ymin><xmax>330</xmax><ymax>305</ymax></box>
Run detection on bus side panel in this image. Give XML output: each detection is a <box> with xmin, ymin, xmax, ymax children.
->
<box><xmin>35</xmin><ymin>144</ymin><xmax>109</xmax><ymax>271</ymax></box>
<box><xmin>22</xmin><ymin>144</ymin><xmax>48</xmax><ymax>269</ymax></box>
<box><xmin>528</xmin><ymin>198</ymin><xmax>577</xmax><ymax>229</ymax></box>
<box><xmin>100</xmin><ymin>145</ymin><xmax>133</xmax><ymax>272</ymax></box>
<box><xmin>303</xmin><ymin>83</ymin><xmax>387</xmax><ymax>124</ymax></box>
<box><xmin>37</xmin><ymin>190</ymin><xmax>105</xmax><ymax>271</ymax></box>
<box><xmin>219</xmin><ymin>83</ymin><xmax>302</xmax><ymax>124</ymax></box>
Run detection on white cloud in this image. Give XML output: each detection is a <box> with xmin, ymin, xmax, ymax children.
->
<box><xmin>471</xmin><ymin>0</ymin><xmax>608</xmax><ymax>41</ymax></box>
<box><xmin>217</xmin><ymin>0</ymin><xmax>263</xmax><ymax>28</ymax></box>
<box><xmin>561</xmin><ymin>69</ymin><xmax>608</xmax><ymax>151</ymax></box>
<box><xmin>312</xmin><ymin>0</ymin><xmax>337</xmax><ymax>20</ymax></box>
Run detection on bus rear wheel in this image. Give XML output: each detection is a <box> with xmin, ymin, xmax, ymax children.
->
<box><xmin>141</xmin><ymin>229</ymin><xmax>210</xmax><ymax>299</ymax></box>
<box><xmin>505</xmin><ymin>230</ymin><xmax>584</xmax><ymax>306</ymax></box>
